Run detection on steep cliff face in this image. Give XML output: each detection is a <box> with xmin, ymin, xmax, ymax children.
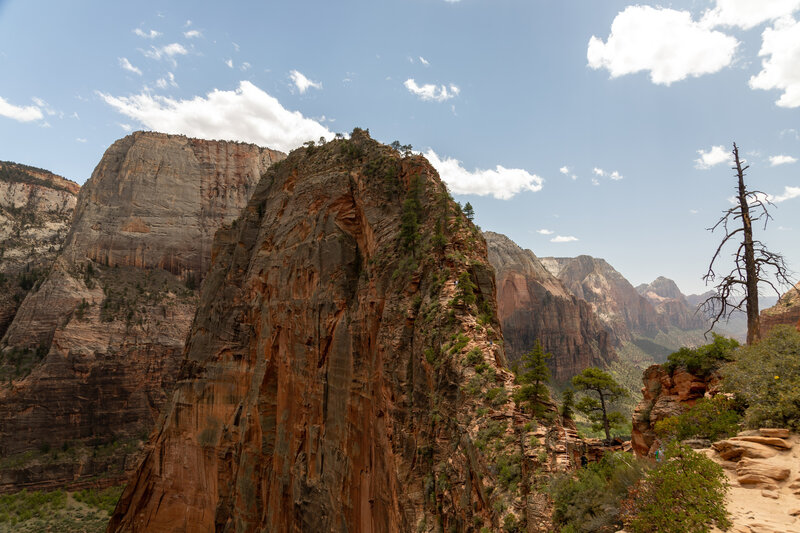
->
<box><xmin>110</xmin><ymin>132</ymin><xmax>570</xmax><ymax>533</ymax></box>
<box><xmin>636</xmin><ymin>276</ymin><xmax>707</xmax><ymax>331</ymax></box>
<box><xmin>486</xmin><ymin>232</ymin><xmax>616</xmax><ymax>382</ymax></box>
<box><xmin>0</xmin><ymin>132</ymin><xmax>283</xmax><ymax>491</ymax></box>
<box><xmin>761</xmin><ymin>282</ymin><xmax>800</xmax><ymax>338</ymax></box>
<box><xmin>0</xmin><ymin>162</ymin><xmax>79</xmax><ymax>340</ymax></box>
<box><xmin>540</xmin><ymin>256</ymin><xmax>665</xmax><ymax>341</ymax></box>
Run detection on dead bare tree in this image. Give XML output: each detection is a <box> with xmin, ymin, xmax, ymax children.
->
<box><xmin>702</xmin><ymin>142</ymin><xmax>793</xmax><ymax>345</ymax></box>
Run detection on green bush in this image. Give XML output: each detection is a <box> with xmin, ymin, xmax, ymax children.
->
<box><xmin>722</xmin><ymin>325</ymin><xmax>800</xmax><ymax>430</ymax></box>
<box><xmin>622</xmin><ymin>442</ymin><xmax>730</xmax><ymax>533</ymax></box>
<box><xmin>654</xmin><ymin>395</ymin><xmax>740</xmax><ymax>442</ymax></box>
<box><xmin>663</xmin><ymin>334</ymin><xmax>738</xmax><ymax>376</ymax></box>
<box><xmin>73</xmin><ymin>485</ymin><xmax>124</xmax><ymax>514</ymax></box>
<box><xmin>550</xmin><ymin>451</ymin><xmax>646</xmax><ymax>533</ymax></box>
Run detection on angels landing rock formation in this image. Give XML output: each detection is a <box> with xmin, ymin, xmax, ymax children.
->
<box><xmin>0</xmin><ymin>132</ymin><xmax>283</xmax><ymax>491</ymax></box>
<box><xmin>485</xmin><ymin>231</ymin><xmax>615</xmax><ymax>381</ymax></box>
<box><xmin>110</xmin><ymin>131</ymin><xmax>567</xmax><ymax>533</ymax></box>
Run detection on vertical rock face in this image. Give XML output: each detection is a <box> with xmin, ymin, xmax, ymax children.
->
<box><xmin>0</xmin><ymin>132</ymin><xmax>283</xmax><ymax>491</ymax></box>
<box><xmin>635</xmin><ymin>276</ymin><xmax>708</xmax><ymax>331</ymax></box>
<box><xmin>540</xmin><ymin>256</ymin><xmax>665</xmax><ymax>341</ymax></box>
<box><xmin>760</xmin><ymin>282</ymin><xmax>800</xmax><ymax>338</ymax></box>
<box><xmin>0</xmin><ymin>162</ymin><xmax>79</xmax><ymax>338</ymax></box>
<box><xmin>110</xmin><ymin>132</ymin><xmax>568</xmax><ymax>533</ymax></box>
<box><xmin>485</xmin><ymin>231</ymin><xmax>615</xmax><ymax>381</ymax></box>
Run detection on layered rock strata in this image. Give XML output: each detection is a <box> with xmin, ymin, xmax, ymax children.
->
<box><xmin>761</xmin><ymin>282</ymin><xmax>800</xmax><ymax>338</ymax></box>
<box><xmin>485</xmin><ymin>231</ymin><xmax>616</xmax><ymax>381</ymax></box>
<box><xmin>0</xmin><ymin>132</ymin><xmax>283</xmax><ymax>491</ymax></box>
<box><xmin>636</xmin><ymin>276</ymin><xmax>707</xmax><ymax>331</ymax></box>
<box><xmin>110</xmin><ymin>131</ymin><xmax>570</xmax><ymax>533</ymax></box>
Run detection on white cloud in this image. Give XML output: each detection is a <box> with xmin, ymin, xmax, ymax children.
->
<box><xmin>610</xmin><ymin>171</ymin><xmax>623</xmax><ymax>180</ymax></box>
<box><xmin>537</xmin><ymin>229</ymin><xmax>554</xmax><ymax>235</ymax></box>
<box><xmin>551</xmin><ymin>235</ymin><xmax>578</xmax><ymax>243</ymax></box>
<box><xmin>771</xmin><ymin>186</ymin><xmax>800</xmax><ymax>202</ymax></box>
<box><xmin>559</xmin><ymin>166</ymin><xmax>569</xmax><ymax>174</ymax></box>
<box><xmin>118</xmin><ymin>57</ymin><xmax>142</xmax><ymax>76</ymax></box>
<box><xmin>749</xmin><ymin>16</ymin><xmax>800</xmax><ymax>108</ymax></box>
<box><xmin>690</xmin><ymin>209</ymin><xmax>700</xmax><ymax>214</ymax></box>
<box><xmin>701</xmin><ymin>0</ymin><xmax>800</xmax><ymax>30</ymax></box>
<box><xmin>232</xmin><ymin>42</ymin><xmax>240</xmax><ymax>52</ymax></box>
<box><xmin>98</xmin><ymin>80</ymin><xmax>332</xmax><ymax>153</ymax></box>
<box><xmin>593</xmin><ymin>167</ymin><xmax>605</xmax><ymax>176</ymax></box>
<box><xmin>184</xmin><ymin>29</ymin><xmax>202</xmax><ymax>38</ymax></box>
<box><xmin>134</xmin><ymin>28</ymin><xmax>161</xmax><ymax>39</ymax></box>
<box><xmin>592</xmin><ymin>167</ymin><xmax>623</xmax><ymax>180</ymax></box>
<box><xmin>0</xmin><ymin>96</ymin><xmax>43</xmax><ymax>122</ymax></box>
<box><xmin>419</xmin><ymin>56</ymin><xmax>430</xmax><ymax>66</ymax></box>
<box><xmin>695</xmin><ymin>145</ymin><xmax>732</xmax><ymax>169</ymax></box>
<box><xmin>587</xmin><ymin>5</ymin><xmax>739</xmax><ymax>85</ymax></box>
<box><xmin>424</xmin><ymin>149</ymin><xmax>543</xmax><ymax>200</ymax></box>
<box><xmin>143</xmin><ymin>43</ymin><xmax>188</xmax><ymax>64</ymax></box>
<box><xmin>404</xmin><ymin>79</ymin><xmax>460</xmax><ymax>102</ymax></box>
<box><xmin>76</xmin><ymin>137</ymin><xmax>87</xmax><ymax>143</ymax></box>
<box><xmin>289</xmin><ymin>70</ymin><xmax>322</xmax><ymax>93</ymax></box>
<box><xmin>770</xmin><ymin>154</ymin><xmax>798</xmax><ymax>166</ymax></box>
<box><xmin>118</xmin><ymin>123</ymin><xmax>132</xmax><ymax>132</ymax></box>
<box><xmin>591</xmin><ymin>178</ymin><xmax>600</xmax><ymax>186</ymax></box>
<box><xmin>225</xmin><ymin>59</ymin><xmax>233</xmax><ymax>68</ymax></box>
<box><xmin>241</xmin><ymin>62</ymin><xmax>251</xmax><ymax>71</ymax></box>
<box><xmin>155</xmin><ymin>72</ymin><xmax>177</xmax><ymax>89</ymax></box>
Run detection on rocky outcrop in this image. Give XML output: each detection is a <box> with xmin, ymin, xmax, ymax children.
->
<box><xmin>0</xmin><ymin>162</ymin><xmax>79</xmax><ymax>341</ymax></box>
<box><xmin>0</xmin><ymin>132</ymin><xmax>283</xmax><ymax>491</ymax></box>
<box><xmin>761</xmin><ymin>282</ymin><xmax>800</xmax><ymax>338</ymax></box>
<box><xmin>540</xmin><ymin>256</ymin><xmax>665</xmax><ymax>341</ymax></box>
<box><xmin>485</xmin><ymin>231</ymin><xmax>615</xmax><ymax>381</ymax></box>
<box><xmin>109</xmin><ymin>131</ymin><xmax>570</xmax><ymax>533</ymax></box>
<box><xmin>636</xmin><ymin>276</ymin><xmax>707</xmax><ymax>331</ymax></box>
<box><xmin>631</xmin><ymin>364</ymin><xmax>720</xmax><ymax>457</ymax></box>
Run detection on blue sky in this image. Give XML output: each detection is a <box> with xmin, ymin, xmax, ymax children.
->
<box><xmin>0</xmin><ymin>0</ymin><xmax>799</xmax><ymax>295</ymax></box>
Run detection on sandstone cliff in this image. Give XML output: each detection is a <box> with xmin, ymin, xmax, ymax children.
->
<box><xmin>109</xmin><ymin>131</ymin><xmax>573</xmax><ymax>533</ymax></box>
<box><xmin>0</xmin><ymin>132</ymin><xmax>283</xmax><ymax>492</ymax></box>
<box><xmin>0</xmin><ymin>162</ymin><xmax>79</xmax><ymax>342</ymax></box>
<box><xmin>761</xmin><ymin>282</ymin><xmax>800</xmax><ymax>338</ymax></box>
<box><xmin>485</xmin><ymin>231</ymin><xmax>616</xmax><ymax>382</ymax></box>
<box><xmin>540</xmin><ymin>255</ymin><xmax>665</xmax><ymax>341</ymax></box>
<box><xmin>636</xmin><ymin>276</ymin><xmax>708</xmax><ymax>332</ymax></box>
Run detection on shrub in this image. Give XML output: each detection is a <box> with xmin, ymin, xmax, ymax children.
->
<box><xmin>722</xmin><ymin>325</ymin><xmax>800</xmax><ymax>430</ymax></box>
<box><xmin>622</xmin><ymin>442</ymin><xmax>730</xmax><ymax>533</ymax></box>
<box><xmin>550</xmin><ymin>451</ymin><xmax>646</xmax><ymax>533</ymax></box>
<box><xmin>663</xmin><ymin>334</ymin><xmax>738</xmax><ymax>376</ymax></box>
<box><xmin>654</xmin><ymin>395</ymin><xmax>740</xmax><ymax>442</ymax></box>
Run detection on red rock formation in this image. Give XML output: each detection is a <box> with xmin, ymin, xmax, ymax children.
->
<box><xmin>0</xmin><ymin>132</ymin><xmax>283</xmax><ymax>491</ymax></box>
<box><xmin>486</xmin><ymin>231</ymin><xmax>616</xmax><ymax>381</ymax></box>
<box><xmin>109</xmin><ymin>132</ymin><xmax>567</xmax><ymax>533</ymax></box>
<box><xmin>636</xmin><ymin>276</ymin><xmax>708</xmax><ymax>331</ymax></box>
<box><xmin>760</xmin><ymin>282</ymin><xmax>800</xmax><ymax>338</ymax></box>
<box><xmin>630</xmin><ymin>364</ymin><xmax>720</xmax><ymax>457</ymax></box>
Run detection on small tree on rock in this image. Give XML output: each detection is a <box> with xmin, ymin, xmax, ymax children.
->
<box><xmin>463</xmin><ymin>202</ymin><xmax>475</xmax><ymax>222</ymax></box>
<box><xmin>572</xmin><ymin>367</ymin><xmax>627</xmax><ymax>442</ymax></box>
<box><xmin>512</xmin><ymin>340</ymin><xmax>551</xmax><ymax>417</ymax></box>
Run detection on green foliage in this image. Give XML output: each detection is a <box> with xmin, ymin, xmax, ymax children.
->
<box><xmin>722</xmin><ymin>325</ymin><xmax>800</xmax><ymax>430</ymax></box>
<box><xmin>465</xmin><ymin>347</ymin><xmax>483</xmax><ymax>366</ymax></box>
<box><xmin>72</xmin><ymin>486</ymin><xmax>124</xmax><ymax>514</ymax></box>
<box><xmin>0</xmin><ymin>489</ymin><xmax>67</xmax><ymax>525</ymax></box>
<box><xmin>572</xmin><ymin>367</ymin><xmax>627</xmax><ymax>441</ymax></box>
<box><xmin>463</xmin><ymin>201</ymin><xmax>475</xmax><ymax>221</ymax></box>
<box><xmin>495</xmin><ymin>453</ymin><xmax>522</xmax><ymax>492</ymax></box>
<box><xmin>561</xmin><ymin>388</ymin><xmax>575</xmax><ymax>420</ymax></box>
<box><xmin>449</xmin><ymin>333</ymin><xmax>470</xmax><ymax>354</ymax></box>
<box><xmin>622</xmin><ymin>442</ymin><xmax>730</xmax><ymax>533</ymax></box>
<box><xmin>512</xmin><ymin>341</ymin><xmax>551</xmax><ymax>417</ymax></box>
<box><xmin>474</xmin><ymin>419</ymin><xmax>506</xmax><ymax>451</ymax></box>
<box><xmin>654</xmin><ymin>395</ymin><xmax>740</xmax><ymax>442</ymax></box>
<box><xmin>663</xmin><ymin>333</ymin><xmax>738</xmax><ymax>376</ymax></box>
<box><xmin>184</xmin><ymin>272</ymin><xmax>198</xmax><ymax>291</ymax></box>
<box><xmin>550</xmin><ymin>451</ymin><xmax>646</xmax><ymax>533</ymax></box>
<box><xmin>452</xmin><ymin>271</ymin><xmax>477</xmax><ymax>309</ymax></box>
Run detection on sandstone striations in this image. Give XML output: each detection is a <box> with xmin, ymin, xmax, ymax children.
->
<box><xmin>760</xmin><ymin>281</ymin><xmax>800</xmax><ymax>338</ymax></box>
<box><xmin>0</xmin><ymin>162</ymin><xmax>79</xmax><ymax>342</ymax></box>
<box><xmin>636</xmin><ymin>276</ymin><xmax>707</xmax><ymax>331</ymax></box>
<box><xmin>0</xmin><ymin>132</ymin><xmax>283</xmax><ymax>492</ymax></box>
<box><xmin>109</xmin><ymin>131</ymin><xmax>573</xmax><ymax>533</ymax></box>
<box><xmin>485</xmin><ymin>231</ymin><xmax>615</xmax><ymax>382</ymax></box>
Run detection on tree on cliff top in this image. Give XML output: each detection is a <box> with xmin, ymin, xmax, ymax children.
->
<box><xmin>512</xmin><ymin>340</ymin><xmax>551</xmax><ymax>417</ymax></box>
<box><xmin>572</xmin><ymin>367</ymin><xmax>627</xmax><ymax>442</ymax></box>
<box><xmin>702</xmin><ymin>142</ymin><xmax>793</xmax><ymax>345</ymax></box>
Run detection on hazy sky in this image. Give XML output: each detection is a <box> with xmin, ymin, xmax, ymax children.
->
<box><xmin>0</xmin><ymin>0</ymin><xmax>798</xmax><ymax>295</ymax></box>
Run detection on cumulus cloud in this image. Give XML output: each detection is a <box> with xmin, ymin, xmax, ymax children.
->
<box><xmin>537</xmin><ymin>229</ymin><xmax>554</xmax><ymax>235</ymax></box>
<box><xmin>593</xmin><ymin>167</ymin><xmax>605</xmax><ymax>176</ymax></box>
<box><xmin>118</xmin><ymin>57</ymin><xmax>142</xmax><ymax>76</ymax></box>
<box><xmin>771</xmin><ymin>186</ymin><xmax>800</xmax><ymax>202</ymax></box>
<box><xmin>749</xmin><ymin>16</ymin><xmax>800</xmax><ymax>108</ymax></box>
<box><xmin>184</xmin><ymin>29</ymin><xmax>202</xmax><ymax>38</ymax></box>
<box><xmin>143</xmin><ymin>43</ymin><xmax>188</xmax><ymax>64</ymax></box>
<box><xmin>587</xmin><ymin>5</ymin><xmax>739</xmax><ymax>85</ymax></box>
<box><xmin>592</xmin><ymin>167</ymin><xmax>623</xmax><ymax>180</ymax></box>
<box><xmin>133</xmin><ymin>28</ymin><xmax>161</xmax><ymax>39</ymax></box>
<box><xmin>551</xmin><ymin>235</ymin><xmax>578</xmax><ymax>243</ymax></box>
<box><xmin>695</xmin><ymin>145</ymin><xmax>732</xmax><ymax>169</ymax></box>
<box><xmin>559</xmin><ymin>166</ymin><xmax>569</xmax><ymax>174</ymax></box>
<box><xmin>155</xmin><ymin>72</ymin><xmax>177</xmax><ymax>89</ymax></box>
<box><xmin>404</xmin><ymin>79</ymin><xmax>460</xmax><ymax>102</ymax></box>
<box><xmin>225</xmin><ymin>59</ymin><xmax>233</xmax><ymax>68</ymax></box>
<box><xmin>0</xmin><ymin>96</ymin><xmax>43</xmax><ymax>122</ymax></box>
<box><xmin>289</xmin><ymin>70</ymin><xmax>322</xmax><ymax>93</ymax></box>
<box><xmin>591</xmin><ymin>178</ymin><xmax>600</xmax><ymax>186</ymax></box>
<box><xmin>97</xmin><ymin>81</ymin><xmax>333</xmax><ymax>153</ymax></box>
<box><xmin>770</xmin><ymin>154</ymin><xmax>798</xmax><ymax>165</ymax></box>
<box><xmin>423</xmin><ymin>149</ymin><xmax>543</xmax><ymax>200</ymax></box>
<box><xmin>701</xmin><ymin>0</ymin><xmax>800</xmax><ymax>30</ymax></box>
